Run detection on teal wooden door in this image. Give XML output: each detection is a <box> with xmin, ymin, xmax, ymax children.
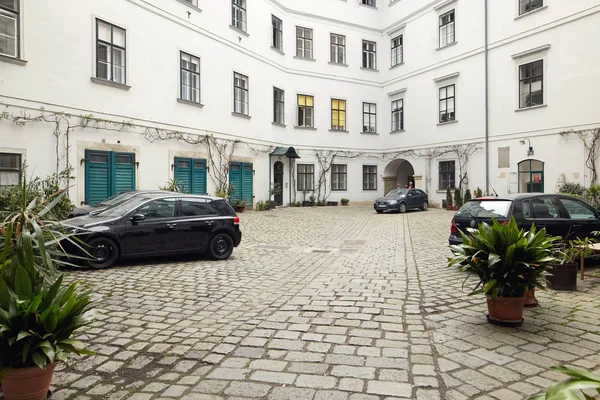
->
<box><xmin>229</xmin><ymin>162</ymin><xmax>253</xmax><ymax>207</ymax></box>
<box><xmin>174</xmin><ymin>157</ymin><xmax>207</xmax><ymax>194</ymax></box>
<box><xmin>229</xmin><ymin>162</ymin><xmax>242</xmax><ymax>204</ymax></box>
<box><xmin>85</xmin><ymin>150</ymin><xmax>136</xmax><ymax>205</ymax></box>
<box><xmin>241</xmin><ymin>163</ymin><xmax>253</xmax><ymax>206</ymax></box>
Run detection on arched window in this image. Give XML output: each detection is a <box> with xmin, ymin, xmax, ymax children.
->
<box><xmin>518</xmin><ymin>159</ymin><xmax>544</xmax><ymax>193</ymax></box>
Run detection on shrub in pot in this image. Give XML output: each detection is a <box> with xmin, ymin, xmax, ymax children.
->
<box><xmin>234</xmin><ymin>200</ymin><xmax>246</xmax><ymax>213</ymax></box>
<box><xmin>448</xmin><ymin>218</ymin><xmax>558</xmax><ymax>326</ymax></box>
<box><xmin>445</xmin><ymin>188</ymin><xmax>453</xmax><ymax>210</ymax></box>
<box><xmin>341</xmin><ymin>198</ymin><xmax>349</xmax><ymax>206</ymax></box>
<box><xmin>547</xmin><ymin>238</ymin><xmax>594</xmax><ymax>291</ymax></box>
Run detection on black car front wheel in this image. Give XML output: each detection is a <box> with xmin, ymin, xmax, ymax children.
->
<box><xmin>208</xmin><ymin>233</ymin><xmax>234</xmax><ymax>260</ymax></box>
<box><xmin>399</xmin><ymin>202</ymin><xmax>407</xmax><ymax>213</ymax></box>
<box><xmin>87</xmin><ymin>237</ymin><xmax>119</xmax><ymax>269</ymax></box>
<box><xmin>422</xmin><ymin>201</ymin><xmax>428</xmax><ymax>211</ymax></box>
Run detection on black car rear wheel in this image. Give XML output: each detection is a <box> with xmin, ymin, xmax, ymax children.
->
<box><xmin>399</xmin><ymin>202</ymin><xmax>407</xmax><ymax>213</ymax></box>
<box><xmin>422</xmin><ymin>201</ymin><xmax>428</xmax><ymax>211</ymax></box>
<box><xmin>87</xmin><ymin>237</ymin><xmax>119</xmax><ymax>269</ymax></box>
<box><xmin>208</xmin><ymin>233</ymin><xmax>234</xmax><ymax>260</ymax></box>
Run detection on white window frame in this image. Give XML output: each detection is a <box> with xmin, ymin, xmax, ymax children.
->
<box><xmin>363</xmin><ymin>165</ymin><xmax>377</xmax><ymax>191</ymax></box>
<box><xmin>362</xmin><ymin>40</ymin><xmax>377</xmax><ymax>70</ymax></box>
<box><xmin>95</xmin><ymin>18</ymin><xmax>127</xmax><ymax>84</ymax></box>
<box><xmin>179</xmin><ymin>51</ymin><xmax>201</xmax><ymax>104</ymax></box>
<box><xmin>0</xmin><ymin>151</ymin><xmax>23</xmax><ymax>186</ymax></box>
<box><xmin>518</xmin><ymin>0</ymin><xmax>544</xmax><ymax>16</ymax></box>
<box><xmin>361</xmin><ymin>0</ymin><xmax>376</xmax><ymax>7</ymax></box>
<box><xmin>273</xmin><ymin>87</ymin><xmax>285</xmax><ymax>125</ymax></box>
<box><xmin>0</xmin><ymin>0</ymin><xmax>19</xmax><ymax>59</ymax></box>
<box><xmin>512</xmin><ymin>45</ymin><xmax>549</xmax><ymax>111</ymax></box>
<box><xmin>439</xmin><ymin>9</ymin><xmax>456</xmax><ymax>48</ymax></box>
<box><xmin>391</xmin><ymin>99</ymin><xmax>404</xmax><ymax>132</ymax></box>
<box><xmin>434</xmin><ymin>72</ymin><xmax>459</xmax><ymax>124</ymax></box>
<box><xmin>297</xmin><ymin>164</ymin><xmax>315</xmax><ymax>191</ymax></box>
<box><xmin>297</xmin><ymin>94</ymin><xmax>314</xmax><ymax>128</ymax></box>
<box><xmin>391</xmin><ymin>35</ymin><xmax>403</xmax><ymax>67</ymax></box>
<box><xmin>331</xmin><ymin>164</ymin><xmax>347</xmax><ymax>191</ymax></box>
<box><xmin>330</xmin><ymin>33</ymin><xmax>346</xmax><ymax>65</ymax></box>
<box><xmin>363</xmin><ymin>102</ymin><xmax>377</xmax><ymax>133</ymax></box>
<box><xmin>232</xmin><ymin>0</ymin><xmax>247</xmax><ymax>32</ymax></box>
<box><xmin>233</xmin><ymin>72</ymin><xmax>249</xmax><ymax>115</ymax></box>
<box><xmin>438</xmin><ymin>160</ymin><xmax>456</xmax><ymax>190</ymax></box>
<box><xmin>272</xmin><ymin>15</ymin><xmax>283</xmax><ymax>52</ymax></box>
<box><xmin>296</xmin><ymin>26</ymin><xmax>313</xmax><ymax>59</ymax></box>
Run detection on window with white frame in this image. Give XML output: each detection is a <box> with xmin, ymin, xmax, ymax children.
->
<box><xmin>361</xmin><ymin>0</ymin><xmax>376</xmax><ymax>6</ymax></box>
<box><xmin>331</xmin><ymin>164</ymin><xmax>347</xmax><ymax>191</ymax></box>
<box><xmin>363</xmin><ymin>103</ymin><xmax>376</xmax><ymax>133</ymax></box>
<box><xmin>297</xmin><ymin>164</ymin><xmax>314</xmax><ymax>191</ymax></box>
<box><xmin>96</xmin><ymin>19</ymin><xmax>126</xmax><ymax>84</ymax></box>
<box><xmin>330</xmin><ymin>33</ymin><xmax>346</xmax><ymax>64</ymax></box>
<box><xmin>232</xmin><ymin>0</ymin><xmax>246</xmax><ymax>32</ymax></box>
<box><xmin>0</xmin><ymin>0</ymin><xmax>18</xmax><ymax>58</ymax></box>
<box><xmin>272</xmin><ymin>15</ymin><xmax>283</xmax><ymax>51</ymax></box>
<box><xmin>519</xmin><ymin>60</ymin><xmax>543</xmax><ymax>108</ymax></box>
<box><xmin>362</xmin><ymin>40</ymin><xmax>376</xmax><ymax>69</ymax></box>
<box><xmin>391</xmin><ymin>35</ymin><xmax>403</xmax><ymax>67</ymax></box>
<box><xmin>273</xmin><ymin>87</ymin><xmax>284</xmax><ymax>124</ymax></box>
<box><xmin>391</xmin><ymin>99</ymin><xmax>403</xmax><ymax>131</ymax></box>
<box><xmin>331</xmin><ymin>99</ymin><xmax>346</xmax><ymax>131</ymax></box>
<box><xmin>439</xmin><ymin>84</ymin><xmax>455</xmax><ymax>122</ymax></box>
<box><xmin>297</xmin><ymin>94</ymin><xmax>314</xmax><ymax>127</ymax></box>
<box><xmin>182</xmin><ymin>0</ymin><xmax>198</xmax><ymax>6</ymax></box>
<box><xmin>180</xmin><ymin>52</ymin><xmax>200</xmax><ymax>103</ymax></box>
<box><xmin>439</xmin><ymin>10</ymin><xmax>455</xmax><ymax>48</ymax></box>
<box><xmin>233</xmin><ymin>72</ymin><xmax>249</xmax><ymax>115</ymax></box>
<box><xmin>519</xmin><ymin>0</ymin><xmax>543</xmax><ymax>15</ymax></box>
<box><xmin>296</xmin><ymin>27</ymin><xmax>313</xmax><ymax>59</ymax></box>
<box><xmin>363</xmin><ymin>165</ymin><xmax>377</xmax><ymax>190</ymax></box>
<box><xmin>0</xmin><ymin>152</ymin><xmax>21</xmax><ymax>186</ymax></box>
<box><xmin>439</xmin><ymin>160</ymin><xmax>456</xmax><ymax>190</ymax></box>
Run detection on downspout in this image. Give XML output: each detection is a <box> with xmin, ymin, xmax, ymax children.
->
<box><xmin>484</xmin><ymin>0</ymin><xmax>490</xmax><ymax>195</ymax></box>
<box><xmin>269</xmin><ymin>154</ymin><xmax>272</xmax><ymax>202</ymax></box>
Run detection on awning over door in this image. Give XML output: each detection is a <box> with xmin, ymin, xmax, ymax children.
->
<box><xmin>270</xmin><ymin>147</ymin><xmax>300</xmax><ymax>159</ymax></box>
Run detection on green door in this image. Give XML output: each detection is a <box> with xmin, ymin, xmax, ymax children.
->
<box><xmin>85</xmin><ymin>150</ymin><xmax>136</xmax><ymax>205</ymax></box>
<box><xmin>229</xmin><ymin>162</ymin><xmax>253</xmax><ymax>207</ymax></box>
<box><xmin>174</xmin><ymin>157</ymin><xmax>207</xmax><ymax>194</ymax></box>
<box><xmin>229</xmin><ymin>163</ymin><xmax>242</xmax><ymax>204</ymax></box>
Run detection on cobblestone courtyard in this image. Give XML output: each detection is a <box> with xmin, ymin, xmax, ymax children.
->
<box><xmin>53</xmin><ymin>206</ymin><xmax>600</xmax><ymax>400</ymax></box>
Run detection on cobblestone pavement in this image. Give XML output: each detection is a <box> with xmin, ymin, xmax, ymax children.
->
<box><xmin>52</xmin><ymin>206</ymin><xmax>600</xmax><ymax>400</ymax></box>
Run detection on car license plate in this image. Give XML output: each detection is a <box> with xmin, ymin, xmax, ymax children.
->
<box><xmin>378</xmin><ymin>203</ymin><xmax>386</xmax><ymax>208</ymax></box>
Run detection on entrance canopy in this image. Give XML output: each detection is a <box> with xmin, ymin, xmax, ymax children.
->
<box><xmin>271</xmin><ymin>147</ymin><xmax>300</xmax><ymax>159</ymax></box>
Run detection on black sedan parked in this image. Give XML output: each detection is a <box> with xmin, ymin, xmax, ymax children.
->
<box><xmin>374</xmin><ymin>188</ymin><xmax>429</xmax><ymax>213</ymax></box>
<box><xmin>63</xmin><ymin>193</ymin><xmax>242</xmax><ymax>269</ymax></box>
<box><xmin>68</xmin><ymin>190</ymin><xmax>171</xmax><ymax>218</ymax></box>
<box><xmin>449</xmin><ymin>193</ymin><xmax>600</xmax><ymax>245</ymax></box>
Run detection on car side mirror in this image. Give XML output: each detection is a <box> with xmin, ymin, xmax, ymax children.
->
<box><xmin>130</xmin><ymin>213</ymin><xmax>145</xmax><ymax>222</ymax></box>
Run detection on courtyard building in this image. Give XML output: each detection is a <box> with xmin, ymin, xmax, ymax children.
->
<box><xmin>1</xmin><ymin>0</ymin><xmax>599</xmax><ymax>207</ymax></box>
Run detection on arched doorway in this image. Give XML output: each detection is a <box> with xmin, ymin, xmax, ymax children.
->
<box><xmin>273</xmin><ymin>161</ymin><xmax>284</xmax><ymax>205</ymax></box>
<box><xmin>383</xmin><ymin>159</ymin><xmax>415</xmax><ymax>194</ymax></box>
<box><xmin>518</xmin><ymin>159</ymin><xmax>544</xmax><ymax>193</ymax></box>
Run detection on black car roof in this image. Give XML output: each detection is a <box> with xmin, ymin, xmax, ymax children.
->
<box><xmin>135</xmin><ymin>192</ymin><xmax>224</xmax><ymax>201</ymax></box>
<box><xmin>469</xmin><ymin>193</ymin><xmax>577</xmax><ymax>202</ymax></box>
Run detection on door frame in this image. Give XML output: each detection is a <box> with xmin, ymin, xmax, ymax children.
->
<box><xmin>518</xmin><ymin>159</ymin><xmax>545</xmax><ymax>193</ymax></box>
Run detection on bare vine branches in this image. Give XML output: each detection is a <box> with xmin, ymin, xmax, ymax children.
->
<box><xmin>560</xmin><ymin>128</ymin><xmax>600</xmax><ymax>184</ymax></box>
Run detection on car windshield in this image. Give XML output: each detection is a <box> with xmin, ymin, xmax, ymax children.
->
<box><xmin>456</xmin><ymin>200</ymin><xmax>512</xmax><ymax>218</ymax></box>
<box><xmin>98</xmin><ymin>191</ymin><xmax>136</xmax><ymax>206</ymax></box>
<box><xmin>385</xmin><ymin>189</ymin><xmax>407</xmax><ymax>197</ymax></box>
<box><xmin>94</xmin><ymin>196</ymin><xmax>152</xmax><ymax>218</ymax></box>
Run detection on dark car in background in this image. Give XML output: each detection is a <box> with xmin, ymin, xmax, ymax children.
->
<box><xmin>63</xmin><ymin>193</ymin><xmax>242</xmax><ymax>269</ymax></box>
<box><xmin>374</xmin><ymin>188</ymin><xmax>429</xmax><ymax>213</ymax></box>
<box><xmin>449</xmin><ymin>194</ymin><xmax>600</xmax><ymax>245</ymax></box>
<box><xmin>68</xmin><ymin>190</ymin><xmax>171</xmax><ymax>218</ymax></box>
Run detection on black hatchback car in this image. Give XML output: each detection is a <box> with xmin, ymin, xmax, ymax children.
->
<box><xmin>62</xmin><ymin>193</ymin><xmax>242</xmax><ymax>269</ymax></box>
<box><xmin>68</xmin><ymin>190</ymin><xmax>171</xmax><ymax>218</ymax></box>
<box><xmin>374</xmin><ymin>188</ymin><xmax>429</xmax><ymax>213</ymax></box>
<box><xmin>449</xmin><ymin>194</ymin><xmax>600</xmax><ymax>245</ymax></box>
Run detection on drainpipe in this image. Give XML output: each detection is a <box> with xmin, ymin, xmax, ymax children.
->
<box><xmin>268</xmin><ymin>154</ymin><xmax>272</xmax><ymax>202</ymax></box>
<box><xmin>484</xmin><ymin>0</ymin><xmax>490</xmax><ymax>195</ymax></box>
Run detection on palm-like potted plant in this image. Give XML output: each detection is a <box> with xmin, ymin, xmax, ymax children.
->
<box><xmin>448</xmin><ymin>218</ymin><xmax>558</xmax><ymax>326</ymax></box>
<box><xmin>234</xmin><ymin>199</ymin><xmax>246</xmax><ymax>213</ymax></box>
<box><xmin>546</xmin><ymin>237</ymin><xmax>595</xmax><ymax>291</ymax></box>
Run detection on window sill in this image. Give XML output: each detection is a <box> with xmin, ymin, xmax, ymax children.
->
<box><xmin>272</xmin><ymin>122</ymin><xmax>286</xmax><ymax>127</ymax></box>
<box><xmin>437</xmin><ymin>120</ymin><xmax>458</xmax><ymax>126</ymax></box>
<box><xmin>176</xmin><ymin>0</ymin><xmax>202</xmax><ymax>11</ymax></box>
<box><xmin>436</xmin><ymin>190</ymin><xmax>453</xmax><ymax>194</ymax></box>
<box><xmin>294</xmin><ymin>126</ymin><xmax>317</xmax><ymax>130</ymax></box>
<box><xmin>515</xmin><ymin>5</ymin><xmax>548</xmax><ymax>20</ymax></box>
<box><xmin>363</xmin><ymin>189</ymin><xmax>378</xmax><ymax>192</ymax></box>
<box><xmin>390</xmin><ymin>129</ymin><xmax>405</xmax><ymax>134</ymax></box>
<box><xmin>294</xmin><ymin>56</ymin><xmax>316</xmax><ymax>62</ymax></box>
<box><xmin>515</xmin><ymin>104</ymin><xmax>547</xmax><ymax>112</ymax></box>
<box><xmin>328</xmin><ymin>62</ymin><xmax>348</xmax><ymax>67</ymax></box>
<box><xmin>229</xmin><ymin>25</ymin><xmax>249</xmax><ymax>37</ymax></box>
<box><xmin>90</xmin><ymin>77</ymin><xmax>131</xmax><ymax>90</ymax></box>
<box><xmin>232</xmin><ymin>112</ymin><xmax>251</xmax><ymax>119</ymax></box>
<box><xmin>177</xmin><ymin>98</ymin><xmax>204</xmax><ymax>108</ymax></box>
<box><xmin>361</xmin><ymin>67</ymin><xmax>379</xmax><ymax>72</ymax></box>
<box><xmin>362</xmin><ymin>131</ymin><xmax>379</xmax><ymax>135</ymax></box>
<box><xmin>390</xmin><ymin>62</ymin><xmax>404</xmax><ymax>70</ymax></box>
<box><xmin>329</xmin><ymin>129</ymin><xmax>349</xmax><ymax>133</ymax></box>
<box><xmin>270</xmin><ymin>46</ymin><xmax>285</xmax><ymax>56</ymax></box>
<box><xmin>437</xmin><ymin>41</ymin><xmax>458</xmax><ymax>51</ymax></box>
<box><xmin>389</xmin><ymin>0</ymin><xmax>401</xmax><ymax>6</ymax></box>
<box><xmin>0</xmin><ymin>54</ymin><xmax>27</xmax><ymax>66</ymax></box>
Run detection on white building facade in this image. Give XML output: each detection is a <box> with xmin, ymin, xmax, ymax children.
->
<box><xmin>1</xmin><ymin>0</ymin><xmax>599</xmax><ymax>207</ymax></box>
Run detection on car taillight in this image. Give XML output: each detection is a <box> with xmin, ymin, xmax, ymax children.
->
<box><xmin>451</xmin><ymin>219</ymin><xmax>457</xmax><ymax>234</ymax></box>
<box><xmin>233</xmin><ymin>216</ymin><xmax>240</xmax><ymax>225</ymax></box>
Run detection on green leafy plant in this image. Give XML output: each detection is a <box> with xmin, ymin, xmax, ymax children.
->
<box><xmin>529</xmin><ymin>366</ymin><xmax>600</xmax><ymax>400</ymax></box>
<box><xmin>586</xmin><ymin>185</ymin><xmax>600</xmax><ymax>209</ymax></box>
<box><xmin>234</xmin><ymin>200</ymin><xmax>246</xmax><ymax>208</ymax></box>
<box><xmin>309</xmin><ymin>194</ymin><xmax>316</xmax><ymax>203</ymax></box>
<box><xmin>255</xmin><ymin>201</ymin><xmax>267</xmax><ymax>211</ymax></box>
<box><xmin>446</xmin><ymin>188</ymin><xmax>453</xmax><ymax>209</ymax></box>
<box><xmin>559</xmin><ymin>182</ymin><xmax>586</xmax><ymax>198</ymax></box>
<box><xmin>269</xmin><ymin>184</ymin><xmax>282</xmax><ymax>199</ymax></box>
<box><xmin>158</xmin><ymin>178</ymin><xmax>182</xmax><ymax>192</ymax></box>
<box><xmin>216</xmin><ymin>184</ymin><xmax>236</xmax><ymax>201</ymax></box>
<box><xmin>317</xmin><ymin>201</ymin><xmax>327</xmax><ymax>206</ymax></box>
<box><xmin>341</xmin><ymin>198</ymin><xmax>349</xmax><ymax>206</ymax></box>
<box><xmin>553</xmin><ymin>237</ymin><xmax>596</xmax><ymax>265</ymax></box>
<box><xmin>448</xmin><ymin>218</ymin><xmax>559</xmax><ymax>298</ymax></box>
<box><xmin>454</xmin><ymin>188</ymin><xmax>463</xmax><ymax>208</ymax></box>
<box><xmin>475</xmin><ymin>187</ymin><xmax>484</xmax><ymax>198</ymax></box>
<box><xmin>463</xmin><ymin>189</ymin><xmax>472</xmax><ymax>205</ymax></box>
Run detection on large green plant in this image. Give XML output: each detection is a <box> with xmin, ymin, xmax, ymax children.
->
<box><xmin>558</xmin><ymin>182</ymin><xmax>586</xmax><ymax>198</ymax></box>
<box><xmin>530</xmin><ymin>366</ymin><xmax>600</xmax><ymax>399</ymax></box>
<box><xmin>448</xmin><ymin>218</ymin><xmax>559</xmax><ymax>298</ymax></box>
<box><xmin>158</xmin><ymin>178</ymin><xmax>182</xmax><ymax>192</ymax></box>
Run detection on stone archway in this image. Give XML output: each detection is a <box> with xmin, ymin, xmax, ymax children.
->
<box><xmin>383</xmin><ymin>159</ymin><xmax>415</xmax><ymax>194</ymax></box>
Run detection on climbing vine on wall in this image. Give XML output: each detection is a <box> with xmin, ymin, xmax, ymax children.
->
<box><xmin>560</xmin><ymin>127</ymin><xmax>600</xmax><ymax>185</ymax></box>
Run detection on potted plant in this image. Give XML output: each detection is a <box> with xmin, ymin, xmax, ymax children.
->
<box><xmin>234</xmin><ymin>199</ymin><xmax>246</xmax><ymax>213</ymax></box>
<box><xmin>463</xmin><ymin>189</ymin><xmax>472</xmax><ymax>205</ymax></box>
<box><xmin>546</xmin><ymin>238</ymin><xmax>594</xmax><ymax>291</ymax></box>
<box><xmin>309</xmin><ymin>194</ymin><xmax>316</xmax><ymax>206</ymax></box>
<box><xmin>453</xmin><ymin>188</ymin><xmax>462</xmax><ymax>211</ymax></box>
<box><xmin>475</xmin><ymin>187</ymin><xmax>484</xmax><ymax>198</ymax></box>
<box><xmin>448</xmin><ymin>218</ymin><xmax>558</xmax><ymax>326</ymax></box>
<box><xmin>446</xmin><ymin>188</ymin><xmax>453</xmax><ymax>211</ymax></box>
<box><xmin>302</xmin><ymin>190</ymin><xmax>310</xmax><ymax>207</ymax></box>
<box><xmin>341</xmin><ymin>198</ymin><xmax>349</xmax><ymax>206</ymax></box>
<box><xmin>529</xmin><ymin>366</ymin><xmax>600</xmax><ymax>400</ymax></box>
<box><xmin>327</xmin><ymin>200</ymin><xmax>338</xmax><ymax>206</ymax></box>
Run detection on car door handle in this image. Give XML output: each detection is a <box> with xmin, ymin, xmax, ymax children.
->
<box><xmin>166</xmin><ymin>223</ymin><xmax>177</xmax><ymax>229</ymax></box>
<box><xmin>205</xmin><ymin>221</ymin><xmax>214</xmax><ymax>226</ymax></box>
<box><xmin>573</xmin><ymin>224</ymin><xmax>581</xmax><ymax>229</ymax></box>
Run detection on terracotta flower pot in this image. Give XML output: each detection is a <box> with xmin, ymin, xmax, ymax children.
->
<box><xmin>486</xmin><ymin>295</ymin><xmax>525</xmax><ymax>326</ymax></box>
<box><xmin>1</xmin><ymin>363</ymin><xmax>57</xmax><ymax>400</ymax></box>
<box><xmin>524</xmin><ymin>288</ymin><xmax>537</xmax><ymax>308</ymax></box>
<box><xmin>546</xmin><ymin>263</ymin><xmax>578</xmax><ymax>291</ymax></box>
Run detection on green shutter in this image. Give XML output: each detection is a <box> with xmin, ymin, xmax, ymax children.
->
<box><xmin>114</xmin><ymin>152</ymin><xmax>136</xmax><ymax>195</ymax></box>
<box><xmin>174</xmin><ymin>157</ymin><xmax>207</xmax><ymax>194</ymax></box>
<box><xmin>174</xmin><ymin>157</ymin><xmax>192</xmax><ymax>193</ymax></box>
<box><xmin>242</xmin><ymin>163</ymin><xmax>253</xmax><ymax>207</ymax></box>
<box><xmin>192</xmin><ymin>159</ymin><xmax>207</xmax><ymax>194</ymax></box>
<box><xmin>85</xmin><ymin>150</ymin><xmax>110</xmax><ymax>205</ymax></box>
<box><xmin>229</xmin><ymin>162</ymin><xmax>242</xmax><ymax>203</ymax></box>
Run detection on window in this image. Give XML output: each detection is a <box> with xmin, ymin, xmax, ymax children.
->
<box><xmin>439</xmin><ymin>161</ymin><xmax>455</xmax><ymax>190</ymax></box>
<box><xmin>439</xmin><ymin>10</ymin><xmax>455</xmax><ymax>48</ymax></box>
<box><xmin>363</xmin><ymin>103</ymin><xmax>377</xmax><ymax>133</ymax></box>
<box><xmin>180</xmin><ymin>52</ymin><xmax>200</xmax><ymax>103</ymax></box>
<box><xmin>519</xmin><ymin>0</ymin><xmax>543</xmax><ymax>15</ymax></box>
<box><xmin>297</xmin><ymin>164</ymin><xmax>314</xmax><ymax>191</ymax></box>
<box><xmin>330</xmin><ymin>33</ymin><xmax>346</xmax><ymax>64</ymax></box>
<box><xmin>0</xmin><ymin>0</ymin><xmax>18</xmax><ymax>58</ymax></box>
<box><xmin>362</xmin><ymin>40</ymin><xmax>376</xmax><ymax>70</ymax></box>
<box><xmin>530</xmin><ymin>198</ymin><xmax>560</xmax><ymax>218</ymax></box>
<box><xmin>518</xmin><ymin>159</ymin><xmax>544</xmax><ymax>193</ymax></box>
<box><xmin>296</xmin><ymin>27</ymin><xmax>313</xmax><ymax>59</ymax></box>
<box><xmin>96</xmin><ymin>19</ymin><xmax>126</xmax><ymax>84</ymax></box>
<box><xmin>561</xmin><ymin>198</ymin><xmax>597</xmax><ymax>220</ymax></box>
<box><xmin>519</xmin><ymin>60</ymin><xmax>543</xmax><ymax>108</ymax></box>
<box><xmin>232</xmin><ymin>0</ymin><xmax>247</xmax><ymax>32</ymax></box>
<box><xmin>363</xmin><ymin>166</ymin><xmax>377</xmax><ymax>190</ymax></box>
<box><xmin>273</xmin><ymin>87</ymin><xmax>284</xmax><ymax>124</ymax></box>
<box><xmin>272</xmin><ymin>15</ymin><xmax>283</xmax><ymax>51</ymax></box>
<box><xmin>331</xmin><ymin>99</ymin><xmax>346</xmax><ymax>131</ymax></box>
<box><xmin>331</xmin><ymin>164</ymin><xmax>347</xmax><ymax>191</ymax></box>
<box><xmin>439</xmin><ymin>84</ymin><xmax>455</xmax><ymax>122</ymax></box>
<box><xmin>361</xmin><ymin>0</ymin><xmax>376</xmax><ymax>6</ymax></box>
<box><xmin>391</xmin><ymin>35</ymin><xmax>403</xmax><ymax>67</ymax></box>
<box><xmin>233</xmin><ymin>72</ymin><xmax>249</xmax><ymax>115</ymax></box>
<box><xmin>137</xmin><ymin>199</ymin><xmax>176</xmax><ymax>219</ymax></box>
<box><xmin>0</xmin><ymin>152</ymin><xmax>21</xmax><ymax>186</ymax></box>
<box><xmin>182</xmin><ymin>0</ymin><xmax>198</xmax><ymax>6</ymax></box>
<box><xmin>391</xmin><ymin>99</ymin><xmax>403</xmax><ymax>131</ymax></box>
<box><xmin>297</xmin><ymin>95</ymin><xmax>314</xmax><ymax>127</ymax></box>
<box><xmin>178</xmin><ymin>198</ymin><xmax>219</xmax><ymax>217</ymax></box>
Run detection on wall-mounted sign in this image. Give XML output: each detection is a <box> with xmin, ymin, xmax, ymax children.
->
<box><xmin>532</xmin><ymin>173</ymin><xmax>542</xmax><ymax>183</ymax></box>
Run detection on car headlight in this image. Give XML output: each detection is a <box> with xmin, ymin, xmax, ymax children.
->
<box><xmin>389</xmin><ymin>200</ymin><xmax>398</xmax><ymax>205</ymax></box>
